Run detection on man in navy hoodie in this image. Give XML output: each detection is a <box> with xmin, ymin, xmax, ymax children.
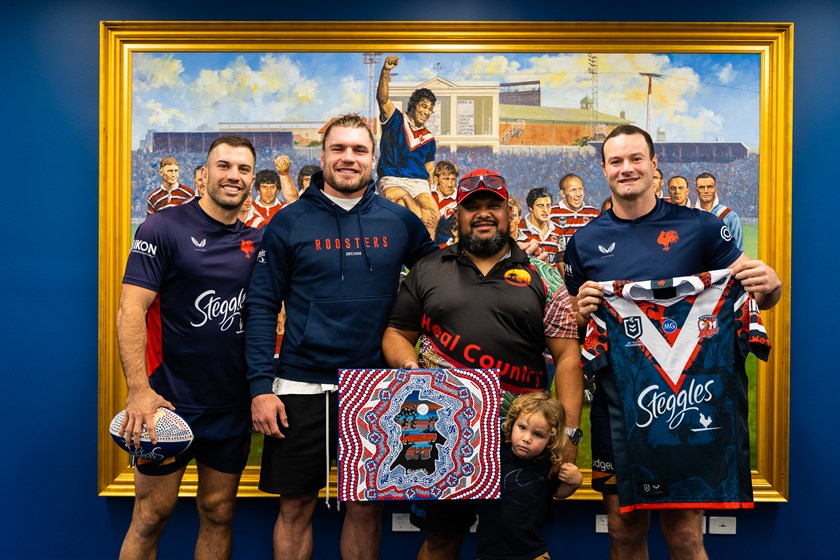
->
<box><xmin>245</xmin><ymin>113</ymin><xmax>437</xmax><ymax>559</ymax></box>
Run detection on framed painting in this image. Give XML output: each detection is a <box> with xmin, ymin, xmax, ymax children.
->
<box><xmin>99</xmin><ymin>21</ymin><xmax>792</xmax><ymax>500</ymax></box>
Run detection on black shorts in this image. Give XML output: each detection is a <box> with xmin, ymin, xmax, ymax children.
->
<box><xmin>409</xmin><ymin>500</ymin><xmax>477</xmax><ymax>534</ymax></box>
<box><xmin>259</xmin><ymin>392</ymin><xmax>338</xmax><ymax>495</ymax></box>
<box><xmin>135</xmin><ymin>408</ymin><xmax>251</xmax><ymax>476</ymax></box>
<box><xmin>590</xmin><ymin>389</ymin><xmax>618</xmax><ymax>495</ymax></box>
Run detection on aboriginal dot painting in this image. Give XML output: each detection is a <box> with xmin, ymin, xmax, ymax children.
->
<box><xmin>338</xmin><ymin>368</ymin><xmax>500</xmax><ymax>501</ymax></box>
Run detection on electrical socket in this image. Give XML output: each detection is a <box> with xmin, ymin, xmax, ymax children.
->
<box><xmin>595</xmin><ymin>514</ymin><xmax>608</xmax><ymax>533</ymax></box>
<box><xmin>708</xmin><ymin>516</ymin><xmax>736</xmax><ymax>535</ymax></box>
<box><xmin>391</xmin><ymin>513</ymin><xmax>420</xmax><ymax>532</ymax></box>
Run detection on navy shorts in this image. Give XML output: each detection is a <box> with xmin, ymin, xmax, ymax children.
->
<box><xmin>259</xmin><ymin>392</ymin><xmax>338</xmax><ymax>496</ymax></box>
<box><xmin>135</xmin><ymin>408</ymin><xmax>251</xmax><ymax>476</ymax></box>
<box><xmin>590</xmin><ymin>389</ymin><xmax>618</xmax><ymax>495</ymax></box>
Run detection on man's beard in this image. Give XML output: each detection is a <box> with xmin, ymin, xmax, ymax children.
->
<box><xmin>460</xmin><ymin>230</ymin><xmax>508</xmax><ymax>257</ymax></box>
<box><xmin>323</xmin><ymin>167</ymin><xmax>370</xmax><ymax>194</ymax></box>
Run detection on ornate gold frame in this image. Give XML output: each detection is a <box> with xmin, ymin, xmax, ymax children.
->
<box><xmin>99</xmin><ymin>21</ymin><xmax>792</xmax><ymax>500</ymax></box>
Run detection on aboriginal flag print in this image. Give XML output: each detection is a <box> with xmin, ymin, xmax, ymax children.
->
<box><xmin>338</xmin><ymin>368</ymin><xmax>501</xmax><ymax>502</ymax></box>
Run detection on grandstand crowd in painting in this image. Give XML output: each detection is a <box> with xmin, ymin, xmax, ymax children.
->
<box><xmin>131</xmin><ymin>143</ymin><xmax>759</xmax><ymax>222</ymax></box>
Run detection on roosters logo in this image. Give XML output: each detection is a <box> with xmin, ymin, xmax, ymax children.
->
<box><xmin>504</xmin><ymin>268</ymin><xmax>532</xmax><ymax>287</ymax></box>
<box><xmin>657</xmin><ymin>230</ymin><xmax>680</xmax><ymax>251</ymax></box>
<box><xmin>240</xmin><ymin>240</ymin><xmax>255</xmax><ymax>259</ymax></box>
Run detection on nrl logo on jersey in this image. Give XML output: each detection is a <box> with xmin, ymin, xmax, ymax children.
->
<box><xmin>623</xmin><ymin>316</ymin><xmax>642</xmax><ymax>339</ymax></box>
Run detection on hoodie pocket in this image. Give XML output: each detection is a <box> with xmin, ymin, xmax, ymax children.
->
<box><xmin>297</xmin><ymin>295</ymin><xmax>393</xmax><ymax>367</ymax></box>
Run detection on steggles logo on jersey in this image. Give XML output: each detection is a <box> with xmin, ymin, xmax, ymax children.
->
<box><xmin>657</xmin><ymin>230</ymin><xmax>680</xmax><ymax>251</ymax></box>
<box><xmin>503</xmin><ymin>268</ymin><xmax>532</xmax><ymax>287</ymax></box>
<box><xmin>192</xmin><ymin>288</ymin><xmax>246</xmax><ymax>333</ymax></box>
<box><xmin>636</xmin><ymin>378</ymin><xmax>716</xmax><ymax>429</ymax></box>
<box><xmin>240</xmin><ymin>240</ymin><xmax>255</xmax><ymax>259</ymax></box>
<box><xmin>131</xmin><ymin>239</ymin><xmax>158</xmax><ymax>258</ymax></box>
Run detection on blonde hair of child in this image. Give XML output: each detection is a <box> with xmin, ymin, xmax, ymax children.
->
<box><xmin>502</xmin><ymin>392</ymin><xmax>568</xmax><ymax>464</ymax></box>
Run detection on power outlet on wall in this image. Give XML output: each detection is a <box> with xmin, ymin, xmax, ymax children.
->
<box><xmin>595</xmin><ymin>514</ymin><xmax>608</xmax><ymax>533</ymax></box>
<box><xmin>392</xmin><ymin>513</ymin><xmax>420</xmax><ymax>532</ymax></box>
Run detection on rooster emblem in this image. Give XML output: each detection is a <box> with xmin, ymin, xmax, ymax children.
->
<box><xmin>657</xmin><ymin>230</ymin><xmax>680</xmax><ymax>251</ymax></box>
<box><xmin>240</xmin><ymin>240</ymin><xmax>255</xmax><ymax>259</ymax></box>
<box><xmin>699</xmin><ymin>413</ymin><xmax>713</xmax><ymax>429</ymax></box>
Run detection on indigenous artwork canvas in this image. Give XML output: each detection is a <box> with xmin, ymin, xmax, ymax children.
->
<box><xmin>338</xmin><ymin>368</ymin><xmax>501</xmax><ymax>502</ymax></box>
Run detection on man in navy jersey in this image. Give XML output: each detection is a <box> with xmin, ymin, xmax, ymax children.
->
<box><xmin>246</xmin><ymin>114</ymin><xmax>437</xmax><ymax>559</ymax></box>
<box><xmin>117</xmin><ymin>135</ymin><xmax>261</xmax><ymax>559</ymax></box>
<box><xmin>564</xmin><ymin>124</ymin><xmax>781</xmax><ymax>560</ymax></box>
<box><xmin>383</xmin><ymin>168</ymin><xmax>582</xmax><ymax>560</ymax></box>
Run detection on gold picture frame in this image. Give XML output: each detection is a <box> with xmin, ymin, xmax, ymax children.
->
<box><xmin>99</xmin><ymin>20</ymin><xmax>792</xmax><ymax>500</ymax></box>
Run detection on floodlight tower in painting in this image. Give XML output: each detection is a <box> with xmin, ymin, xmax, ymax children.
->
<box><xmin>363</xmin><ymin>53</ymin><xmax>382</xmax><ymax>125</ymax></box>
<box><xmin>588</xmin><ymin>54</ymin><xmax>599</xmax><ymax>139</ymax></box>
<box><xmin>639</xmin><ymin>72</ymin><xmax>664</xmax><ymax>133</ymax></box>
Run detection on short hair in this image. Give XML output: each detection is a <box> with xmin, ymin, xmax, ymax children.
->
<box><xmin>322</xmin><ymin>113</ymin><xmax>375</xmax><ymax>152</ymax></box>
<box><xmin>298</xmin><ymin>165</ymin><xmax>321</xmax><ymax>189</ymax></box>
<box><xmin>653</xmin><ymin>168</ymin><xmax>663</xmax><ymax>180</ymax></box>
<box><xmin>206</xmin><ymin>134</ymin><xmax>256</xmax><ymax>165</ymax></box>
<box><xmin>508</xmin><ymin>195</ymin><xmax>522</xmax><ymax>214</ymax></box>
<box><xmin>526</xmin><ymin>187</ymin><xmax>552</xmax><ymax>209</ymax></box>
<box><xmin>255</xmin><ymin>169</ymin><xmax>281</xmax><ymax>189</ymax></box>
<box><xmin>159</xmin><ymin>157</ymin><xmax>178</xmax><ymax>169</ymax></box>
<box><xmin>407</xmin><ymin>88</ymin><xmax>437</xmax><ymax>115</ymax></box>
<box><xmin>558</xmin><ymin>173</ymin><xmax>582</xmax><ymax>192</ymax></box>
<box><xmin>696</xmin><ymin>171</ymin><xmax>716</xmax><ymax>185</ymax></box>
<box><xmin>668</xmin><ymin>175</ymin><xmax>688</xmax><ymax>187</ymax></box>
<box><xmin>502</xmin><ymin>392</ymin><xmax>567</xmax><ymax>464</ymax></box>
<box><xmin>600</xmin><ymin>197</ymin><xmax>613</xmax><ymax>212</ymax></box>
<box><xmin>601</xmin><ymin>124</ymin><xmax>655</xmax><ymax>165</ymax></box>
<box><xmin>433</xmin><ymin>160</ymin><xmax>458</xmax><ymax>178</ymax></box>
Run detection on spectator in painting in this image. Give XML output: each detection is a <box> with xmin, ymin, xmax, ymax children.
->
<box><xmin>147</xmin><ymin>156</ymin><xmax>195</xmax><ymax>214</ymax></box>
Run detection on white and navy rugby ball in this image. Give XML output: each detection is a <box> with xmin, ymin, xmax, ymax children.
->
<box><xmin>109</xmin><ymin>407</ymin><xmax>194</xmax><ymax>460</ymax></box>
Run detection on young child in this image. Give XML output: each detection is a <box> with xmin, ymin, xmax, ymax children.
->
<box><xmin>477</xmin><ymin>392</ymin><xmax>583</xmax><ymax>560</ymax></box>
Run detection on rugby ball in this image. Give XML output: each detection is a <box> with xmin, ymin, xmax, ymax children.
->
<box><xmin>109</xmin><ymin>407</ymin><xmax>194</xmax><ymax>460</ymax></box>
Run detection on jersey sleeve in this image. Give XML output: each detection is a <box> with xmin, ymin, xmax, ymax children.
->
<box><xmin>735</xmin><ymin>288</ymin><xmax>772</xmax><ymax>362</ymax></box>
<box><xmin>581</xmin><ymin>310</ymin><xmax>610</xmax><ymax>380</ymax></box>
<box><xmin>122</xmin><ymin>213</ymin><xmax>171</xmax><ymax>293</ymax></box>
<box><xmin>531</xmin><ymin>257</ymin><xmax>577</xmax><ymax>339</ymax></box>
<box><xmin>561</xmin><ymin>234</ymin><xmax>584</xmax><ymax>296</ymax></box>
<box><xmin>700</xmin><ymin>211</ymin><xmax>742</xmax><ymax>269</ymax></box>
<box><xmin>244</xmin><ymin>216</ymin><xmax>293</xmax><ymax>397</ymax></box>
<box><xmin>387</xmin><ymin>264</ymin><xmax>425</xmax><ymax>332</ymax></box>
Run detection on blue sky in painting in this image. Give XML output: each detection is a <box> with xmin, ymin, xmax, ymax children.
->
<box><xmin>132</xmin><ymin>51</ymin><xmax>760</xmax><ymax>149</ymax></box>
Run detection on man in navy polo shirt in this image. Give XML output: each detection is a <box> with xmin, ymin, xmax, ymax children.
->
<box><xmin>383</xmin><ymin>168</ymin><xmax>583</xmax><ymax>560</ymax></box>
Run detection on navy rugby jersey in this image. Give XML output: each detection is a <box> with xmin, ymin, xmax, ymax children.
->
<box><xmin>123</xmin><ymin>199</ymin><xmax>262</xmax><ymax>413</ymax></box>
<box><xmin>583</xmin><ymin>270</ymin><xmax>770</xmax><ymax>512</ymax></box>
<box><xmin>563</xmin><ymin>199</ymin><xmax>741</xmax><ymax>297</ymax></box>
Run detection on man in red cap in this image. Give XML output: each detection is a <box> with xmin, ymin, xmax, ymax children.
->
<box><xmin>382</xmin><ymin>168</ymin><xmax>583</xmax><ymax>560</ymax></box>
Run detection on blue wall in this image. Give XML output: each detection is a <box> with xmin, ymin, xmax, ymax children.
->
<box><xmin>2</xmin><ymin>1</ymin><xmax>835</xmax><ymax>558</ymax></box>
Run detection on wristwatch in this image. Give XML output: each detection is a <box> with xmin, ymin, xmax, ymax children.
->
<box><xmin>564</xmin><ymin>427</ymin><xmax>584</xmax><ymax>445</ymax></box>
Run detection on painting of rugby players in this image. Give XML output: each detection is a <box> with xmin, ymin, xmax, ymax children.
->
<box><xmin>337</xmin><ymin>368</ymin><xmax>500</xmax><ymax>502</ymax></box>
<box><xmin>101</xmin><ymin>23</ymin><xmax>792</xmax><ymax>500</ymax></box>
<box><xmin>128</xmin><ymin>49</ymin><xmax>762</xmax><ymax>469</ymax></box>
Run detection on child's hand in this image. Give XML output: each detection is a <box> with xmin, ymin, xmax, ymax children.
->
<box><xmin>557</xmin><ymin>462</ymin><xmax>583</xmax><ymax>487</ymax></box>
